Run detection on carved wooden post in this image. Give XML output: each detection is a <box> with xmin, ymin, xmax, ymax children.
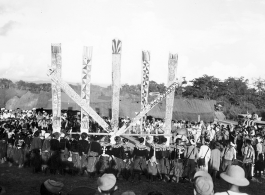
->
<box><xmin>140</xmin><ymin>51</ymin><xmax>150</xmax><ymax>134</ymax></box>
<box><xmin>165</xmin><ymin>53</ymin><xmax>178</xmax><ymax>146</ymax></box>
<box><xmin>111</xmin><ymin>39</ymin><xmax>122</xmax><ymax>131</ymax></box>
<box><xmin>51</xmin><ymin>44</ymin><xmax>62</xmax><ymax>133</ymax></box>
<box><xmin>81</xmin><ymin>46</ymin><xmax>93</xmax><ymax>134</ymax></box>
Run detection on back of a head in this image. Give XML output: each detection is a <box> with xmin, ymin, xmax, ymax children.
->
<box><xmin>97</xmin><ymin>174</ymin><xmax>117</xmax><ymax>195</ymax></box>
<box><xmin>193</xmin><ymin>171</ymin><xmax>214</xmax><ymax>195</ymax></box>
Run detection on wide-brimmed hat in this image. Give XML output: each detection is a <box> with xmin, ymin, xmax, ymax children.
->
<box><xmin>44</xmin><ymin>179</ymin><xmax>64</xmax><ymax>194</ymax></box>
<box><xmin>97</xmin><ymin>173</ymin><xmax>116</xmax><ymax>191</ymax></box>
<box><xmin>193</xmin><ymin>171</ymin><xmax>213</xmax><ymax>195</ymax></box>
<box><xmin>220</xmin><ymin>165</ymin><xmax>249</xmax><ymax>186</ymax></box>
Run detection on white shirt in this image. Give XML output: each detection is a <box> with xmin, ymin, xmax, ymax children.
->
<box><xmin>198</xmin><ymin>145</ymin><xmax>211</xmax><ymax>162</ymax></box>
<box><xmin>210</xmin><ymin>129</ymin><xmax>216</xmax><ymax>141</ymax></box>
<box><xmin>215</xmin><ymin>190</ymin><xmax>248</xmax><ymax>195</ymax></box>
<box><xmin>3</xmin><ymin>113</ymin><xmax>10</xmax><ymax>119</ymax></box>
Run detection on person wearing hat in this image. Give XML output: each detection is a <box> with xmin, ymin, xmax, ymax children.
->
<box><xmin>183</xmin><ymin>137</ymin><xmax>198</xmax><ymax>182</ymax></box>
<box><xmin>209</xmin><ymin>142</ymin><xmax>222</xmax><ymax>184</ymax></box>
<box><xmin>131</xmin><ymin>137</ymin><xmax>148</xmax><ymax>182</ymax></box>
<box><xmin>214</xmin><ymin>165</ymin><xmax>249</xmax><ymax>195</ymax></box>
<box><xmin>97</xmin><ymin>173</ymin><xmax>118</xmax><ymax>195</ymax></box>
<box><xmin>111</xmin><ymin>136</ymin><xmax>126</xmax><ymax>179</ymax></box>
<box><xmin>40</xmin><ymin>179</ymin><xmax>64</xmax><ymax>195</ymax></box>
<box><xmin>193</xmin><ymin>171</ymin><xmax>214</xmax><ymax>195</ymax></box>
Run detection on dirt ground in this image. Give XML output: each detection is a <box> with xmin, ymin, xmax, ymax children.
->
<box><xmin>0</xmin><ymin>163</ymin><xmax>265</xmax><ymax>195</ymax></box>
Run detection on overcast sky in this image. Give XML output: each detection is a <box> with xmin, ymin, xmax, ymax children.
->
<box><xmin>0</xmin><ymin>0</ymin><xmax>265</xmax><ymax>86</ymax></box>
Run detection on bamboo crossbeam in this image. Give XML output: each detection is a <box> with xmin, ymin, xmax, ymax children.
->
<box><xmin>47</xmin><ymin>68</ymin><xmax>111</xmax><ymax>132</ymax></box>
<box><xmin>111</xmin><ymin>81</ymin><xmax>178</xmax><ymax>138</ymax></box>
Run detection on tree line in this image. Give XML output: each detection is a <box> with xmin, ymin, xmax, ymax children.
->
<box><xmin>1</xmin><ymin>75</ymin><xmax>265</xmax><ymax>120</ymax></box>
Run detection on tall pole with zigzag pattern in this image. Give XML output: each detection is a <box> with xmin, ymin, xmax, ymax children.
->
<box><xmin>81</xmin><ymin>46</ymin><xmax>93</xmax><ymax>134</ymax></box>
<box><xmin>140</xmin><ymin>51</ymin><xmax>150</xmax><ymax>134</ymax></box>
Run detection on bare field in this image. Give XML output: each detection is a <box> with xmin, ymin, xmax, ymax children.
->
<box><xmin>0</xmin><ymin>163</ymin><xmax>264</xmax><ymax>195</ymax></box>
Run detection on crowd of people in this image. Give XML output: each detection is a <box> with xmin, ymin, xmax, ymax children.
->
<box><xmin>0</xmin><ymin>108</ymin><xmax>263</xmax><ymax>195</ymax></box>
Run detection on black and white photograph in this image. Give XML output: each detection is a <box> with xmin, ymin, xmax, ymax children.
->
<box><xmin>0</xmin><ymin>0</ymin><xmax>265</xmax><ymax>194</ymax></box>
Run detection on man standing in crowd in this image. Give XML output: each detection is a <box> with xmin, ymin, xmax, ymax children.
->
<box><xmin>111</xmin><ymin>136</ymin><xmax>125</xmax><ymax>179</ymax></box>
<box><xmin>132</xmin><ymin>137</ymin><xmax>148</xmax><ymax>182</ymax></box>
<box><xmin>209</xmin><ymin>142</ymin><xmax>221</xmax><ymax>184</ymax></box>
<box><xmin>183</xmin><ymin>138</ymin><xmax>198</xmax><ymax>182</ymax></box>
<box><xmin>198</xmin><ymin>138</ymin><xmax>211</xmax><ymax>171</ymax></box>
<box><xmin>243</xmin><ymin>139</ymin><xmax>255</xmax><ymax>180</ymax></box>
<box><xmin>221</xmin><ymin>142</ymin><xmax>236</xmax><ymax>172</ymax></box>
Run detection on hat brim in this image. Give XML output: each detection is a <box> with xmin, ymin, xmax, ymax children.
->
<box><xmin>220</xmin><ymin>173</ymin><xmax>249</xmax><ymax>186</ymax></box>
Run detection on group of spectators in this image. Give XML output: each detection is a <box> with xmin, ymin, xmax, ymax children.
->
<box><xmin>0</xmin><ymin>108</ymin><xmax>263</xmax><ymax>195</ymax></box>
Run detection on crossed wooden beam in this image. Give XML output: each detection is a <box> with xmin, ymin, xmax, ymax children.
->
<box><xmin>47</xmin><ymin>40</ymin><xmax>178</xmax><ymax>143</ymax></box>
<box><xmin>47</xmin><ymin>68</ymin><xmax>177</xmax><ymax>139</ymax></box>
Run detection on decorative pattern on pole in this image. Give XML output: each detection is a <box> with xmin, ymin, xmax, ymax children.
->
<box><xmin>111</xmin><ymin>39</ymin><xmax>122</xmax><ymax>131</ymax></box>
<box><xmin>51</xmin><ymin>44</ymin><xmax>62</xmax><ymax>133</ymax></box>
<box><xmin>47</xmin><ymin>68</ymin><xmax>110</xmax><ymax>132</ymax></box>
<box><xmin>112</xmin><ymin>81</ymin><xmax>178</xmax><ymax>138</ymax></box>
<box><xmin>165</xmin><ymin>53</ymin><xmax>178</xmax><ymax>145</ymax></box>
<box><xmin>140</xmin><ymin>51</ymin><xmax>150</xmax><ymax>133</ymax></box>
<box><xmin>81</xmin><ymin>46</ymin><xmax>93</xmax><ymax>133</ymax></box>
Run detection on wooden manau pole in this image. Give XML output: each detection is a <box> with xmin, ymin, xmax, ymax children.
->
<box><xmin>81</xmin><ymin>46</ymin><xmax>93</xmax><ymax>134</ymax></box>
<box><xmin>51</xmin><ymin>44</ymin><xmax>62</xmax><ymax>133</ymax></box>
<box><xmin>164</xmin><ymin>53</ymin><xmax>178</xmax><ymax>146</ymax></box>
<box><xmin>111</xmin><ymin>39</ymin><xmax>122</xmax><ymax>131</ymax></box>
<box><xmin>140</xmin><ymin>51</ymin><xmax>150</xmax><ymax>134</ymax></box>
